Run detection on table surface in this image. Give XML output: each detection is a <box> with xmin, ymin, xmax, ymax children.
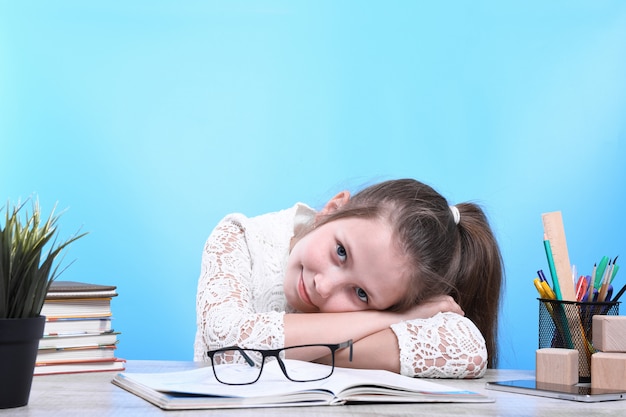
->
<box><xmin>2</xmin><ymin>360</ymin><xmax>625</xmax><ymax>416</ymax></box>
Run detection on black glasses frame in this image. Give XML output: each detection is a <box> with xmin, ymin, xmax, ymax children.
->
<box><xmin>206</xmin><ymin>339</ymin><xmax>353</xmax><ymax>385</ymax></box>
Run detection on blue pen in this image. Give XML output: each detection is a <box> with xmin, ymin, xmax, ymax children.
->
<box><xmin>537</xmin><ymin>270</ymin><xmax>547</xmax><ymax>283</ymax></box>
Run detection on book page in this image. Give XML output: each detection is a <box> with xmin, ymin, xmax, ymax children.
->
<box><xmin>115</xmin><ymin>359</ymin><xmax>488</xmax><ymax>402</ymax></box>
<box><xmin>117</xmin><ymin>361</ymin><xmax>334</xmax><ymax>400</ymax></box>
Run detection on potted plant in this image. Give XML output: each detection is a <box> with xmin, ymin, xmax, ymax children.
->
<box><xmin>0</xmin><ymin>199</ymin><xmax>86</xmax><ymax>409</ymax></box>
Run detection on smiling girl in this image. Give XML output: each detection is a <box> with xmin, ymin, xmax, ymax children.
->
<box><xmin>194</xmin><ymin>179</ymin><xmax>503</xmax><ymax>378</ymax></box>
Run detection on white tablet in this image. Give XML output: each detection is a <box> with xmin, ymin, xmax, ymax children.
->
<box><xmin>486</xmin><ymin>379</ymin><xmax>626</xmax><ymax>402</ymax></box>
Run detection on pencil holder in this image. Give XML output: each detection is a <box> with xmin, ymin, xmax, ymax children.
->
<box><xmin>538</xmin><ymin>298</ymin><xmax>619</xmax><ymax>383</ymax></box>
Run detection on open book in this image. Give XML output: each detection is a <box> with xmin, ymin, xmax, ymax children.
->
<box><xmin>111</xmin><ymin>360</ymin><xmax>492</xmax><ymax>410</ymax></box>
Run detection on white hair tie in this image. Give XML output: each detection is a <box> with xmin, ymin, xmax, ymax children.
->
<box><xmin>449</xmin><ymin>205</ymin><xmax>461</xmax><ymax>225</ymax></box>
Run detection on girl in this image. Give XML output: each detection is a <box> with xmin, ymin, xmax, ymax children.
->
<box><xmin>194</xmin><ymin>179</ymin><xmax>503</xmax><ymax>378</ymax></box>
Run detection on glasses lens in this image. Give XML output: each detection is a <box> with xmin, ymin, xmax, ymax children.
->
<box><xmin>281</xmin><ymin>345</ymin><xmax>334</xmax><ymax>381</ymax></box>
<box><xmin>212</xmin><ymin>349</ymin><xmax>263</xmax><ymax>385</ymax></box>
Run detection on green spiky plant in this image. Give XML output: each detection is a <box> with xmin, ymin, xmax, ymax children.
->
<box><xmin>0</xmin><ymin>200</ymin><xmax>87</xmax><ymax>319</ymax></box>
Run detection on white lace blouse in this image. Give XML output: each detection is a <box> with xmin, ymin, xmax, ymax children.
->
<box><xmin>193</xmin><ymin>203</ymin><xmax>487</xmax><ymax>378</ymax></box>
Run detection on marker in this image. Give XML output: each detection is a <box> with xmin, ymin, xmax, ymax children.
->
<box><xmin>581</xmin><ymin>276</ymin><xmax>591</xmax><ymax>302</ymax></box>
<box><xmin>595</xmin><ymin>256</ymin><xmax>609</xmax><ymax>289</ymax></box>
<box><xmin>575</xmin><ymin>276</ymin><xmax>588</xmax><ymax>302</ymax></box>
<box><xmin>597</xmin><ymin>260</ymin><xmax>613</xmax><ymax>303</ymax></box>
<box><xmin>587</xmin><ymin>266</ymin><xmax>596</xmax><ymax>301</ymax></box>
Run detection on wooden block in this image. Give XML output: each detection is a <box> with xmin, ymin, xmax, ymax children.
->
<box><xmin>536</xmin><ymin>348</ymin><xmax>578</xmax><ymax>385</ymax></box>
<box><xmin>593</xmin><ymin>315</ymin><xmax>626</xmax><ymax>352</ymax></box>
<box><xmin>591</xmin><ymin>352</ymin><xmax>626</xmax><ymax>390</ymax></box>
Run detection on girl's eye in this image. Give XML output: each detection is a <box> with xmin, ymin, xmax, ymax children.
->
<box><xmin>336</xmin><ymin>244</ymin><xmax>347</xmax><ymax>262</ymax></box>
<box><xmin>355</xmin><ymin>287</ymin><xmax>369</xmax><ymax>303</ymax></box>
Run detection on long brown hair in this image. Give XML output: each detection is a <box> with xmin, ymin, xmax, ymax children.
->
<box><xmin>312</xmin><ymin>179</ymin><xmax>504</xmax><ymax>367</ymax></box>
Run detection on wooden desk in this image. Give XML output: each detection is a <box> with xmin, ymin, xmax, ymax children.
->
<box><xmin>1</xmin><ymin>361</ymin><xmax>624</xmax><ymax>416</ymax></box>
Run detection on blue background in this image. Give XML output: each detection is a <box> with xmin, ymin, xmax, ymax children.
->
<box><xmin>2</xmin><ymin>1</ymin><xmax>625</xmax><ymax>370</ymax></box>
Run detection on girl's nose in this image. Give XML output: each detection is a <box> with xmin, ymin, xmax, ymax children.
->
<box><xmin>314</xmin><ymin>273</ymin><xmax>335</xmax><ymax>298</ymax></box>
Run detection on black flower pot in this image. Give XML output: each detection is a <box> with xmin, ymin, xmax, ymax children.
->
<box><xmin>0</xmin><ymin>315</ymin><xmax>45</xmax><ymax>409</ymax></box>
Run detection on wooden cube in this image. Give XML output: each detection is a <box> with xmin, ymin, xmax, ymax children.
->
<box><xmin>536</xmin><ymin>348</ymin><xmax>579</xmax><ymax>385</ymax></box>
<box><xmin>591</xmin><ymin>352</ymin><xmax>626</xmax><ymax>390</ymax></box>
<box><xmin>593</xmin><ymin>315</ymin><xmax>626</xmax><ymax>352</ymax></box>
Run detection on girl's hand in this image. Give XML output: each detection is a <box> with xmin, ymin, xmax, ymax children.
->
<box><xmin>397</xmin><ymin>295</ymin><xmax>464</xmax><ymax>321</ymax></box>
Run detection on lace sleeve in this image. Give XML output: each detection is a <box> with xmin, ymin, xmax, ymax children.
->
<box><xmin>390</xmin><ymin>312</ymin><xmax>487</xmax><ymax>379</ymax></box>
<box><xmin>193</xmin><ymin>220</ymin><xmax>284</xmax><ymax>362</ymax></box>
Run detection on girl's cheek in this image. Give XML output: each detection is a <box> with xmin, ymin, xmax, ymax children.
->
<box><xmin>319</xmin><ymin>295</ymin><xmax>360</xmax><ymax>313</ymax></box>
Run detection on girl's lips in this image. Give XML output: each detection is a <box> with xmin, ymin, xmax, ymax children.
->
<box><xmin>298</xmin><ymin>271</ymin><xmax>315</xmax><ymax>307</ymax></box>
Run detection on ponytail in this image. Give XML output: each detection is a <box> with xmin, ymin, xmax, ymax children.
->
<box><xmin>447</xmin><ymin>203</ymin><xmax>503</xmax><ymax>368</ymax></box>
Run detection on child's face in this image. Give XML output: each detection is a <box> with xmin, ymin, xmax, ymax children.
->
<box><xmin>284</xmin><ymin>216</ymin><xmax>410</xmax><ymax>313</ymax></box>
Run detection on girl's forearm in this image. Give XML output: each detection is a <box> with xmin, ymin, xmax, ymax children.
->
<box><xmin>326</xmin><ymin>328</ymin><xmax>401</xmax><ymax>373</ymax></box>
<box><xmin>283</xmin><ymin>310</ymin><xmax>400</xmax><ymax>361</ymax></box>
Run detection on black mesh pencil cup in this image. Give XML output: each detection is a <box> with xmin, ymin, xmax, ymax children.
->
<box><xmin>538</xmin><ymin>298</ymin><xmax>619</xmax><ymax>383</ymax></box>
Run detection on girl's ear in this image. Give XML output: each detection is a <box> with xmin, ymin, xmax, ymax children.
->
<box><xmin>318</xmin><ymin>191</ymin><xmax>351</xmax><ymax>216</ymax></box>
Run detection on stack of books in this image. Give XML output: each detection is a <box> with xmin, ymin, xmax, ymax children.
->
<box><xmin>36</xmin><ymin>281</ymin><xmax>125</xmax><ymax>375</ymax></box>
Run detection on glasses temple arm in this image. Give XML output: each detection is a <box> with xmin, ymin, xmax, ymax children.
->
<box><xmin>337</xmin><ymin>339</ymin><xmax>353</xmax><ymax>362</ymax></box>
<box><xmin>239</xmin><ymin>350</ymin><xmax>256</xmax><ymax>367</ymax></box>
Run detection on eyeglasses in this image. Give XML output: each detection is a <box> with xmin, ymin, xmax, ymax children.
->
<box><xmin>206</xmin><ymin>340</ymin><xmax>353</xmax><ymax>385</ymax></box>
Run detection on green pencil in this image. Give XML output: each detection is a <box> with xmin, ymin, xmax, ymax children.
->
<box><xmin>544</xmin><ymin>239</ymin><xmax>562</xmax><ymax>300</ymax></box>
